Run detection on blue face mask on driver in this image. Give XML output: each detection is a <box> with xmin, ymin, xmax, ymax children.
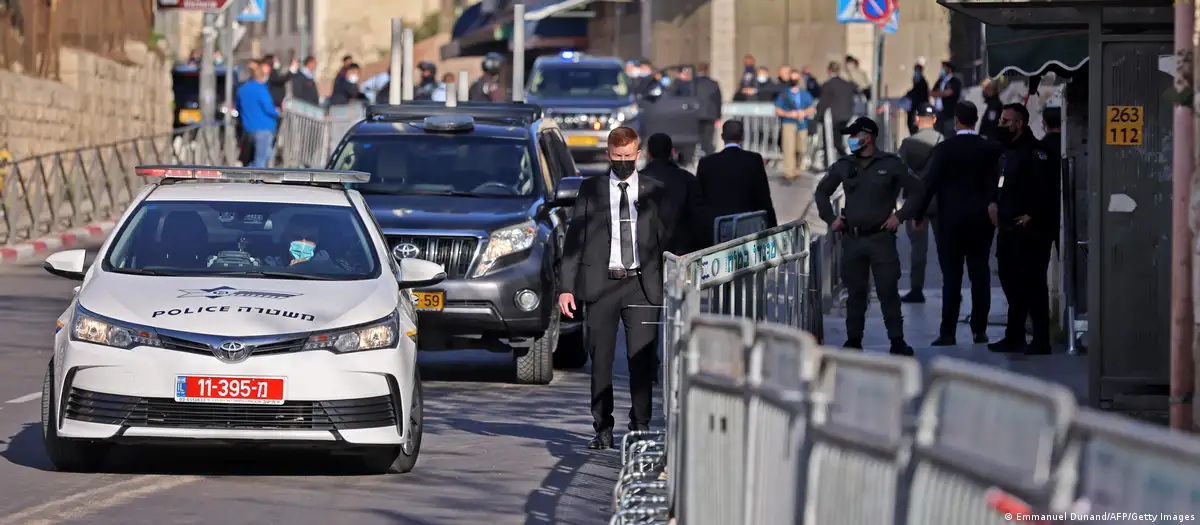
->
<box><xmin>290</xmin><ymin>240</ymin><xmax>316</xmax><ymax>262</ymax></box>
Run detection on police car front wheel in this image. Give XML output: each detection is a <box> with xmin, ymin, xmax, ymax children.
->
<box><xmin>42</xmin><ymin>360</ymin><xmax>111</xmax><ymax>473</ymax></box>
<box><xmin>359</xmin><ymin>372</ymin><xmax>424</xmax><ymax>474</ymax></box>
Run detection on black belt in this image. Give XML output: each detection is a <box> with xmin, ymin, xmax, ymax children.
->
<box><xmin>608</xmin><ymin>268</ymin><xmax>641</xmax><ymax>280</ymax></box>
<box><xmin>845</xmin><ymin>226</ymin><xmax>885</xmax><ymax>237</ymax></box>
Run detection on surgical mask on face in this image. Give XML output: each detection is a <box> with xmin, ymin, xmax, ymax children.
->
<box><xmin>660</xmin><ymin>77</ymin><xmax>671</xmax><ymax>86</ymax></box>
<box><xmin>914</xmin><ymin>72</ymin><xmax>921</xmax><ymax>81</ymax></box>
<box><xmin>610</xmin><ymin>159</ymin><xmax>636</xmax><ymax>179</ymax></box>
<box><xmin>290</xmin><ymin>240</ymin><xmax>316</xmax><ymax>262</ymax></box>
<box><xmin>757</xmin><ymin>75</ymin><xmax>769</xmax><ymax>83</ymax></box>
<box><xmin>346</xmin><ymin>74</ymin><xmax>359</xmax><ymax>84</ymax></box>
<box><xmin>847</xmin><ymin>137</ymin><xmax>867</xmax><ymax>154</ymax></box>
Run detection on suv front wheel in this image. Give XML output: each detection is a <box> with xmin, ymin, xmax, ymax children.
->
<box><xmin>514</xmin><ymin>310</ymin><xmax>557</xmax><ymax>384</ymax></box>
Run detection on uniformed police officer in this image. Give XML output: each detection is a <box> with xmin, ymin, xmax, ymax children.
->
<box><xmin>469</xmin><ymin>52</ymin><xmax>507</xmax><ymax>102</ymax></box>
<box><xmin>815</xmin><ymin>117</ymin><xmax>923</xmax><ymax>355</ymax></box>
<box><xmin>988</xmin><ymin>103</ymin><xmax>1056</xmax><ymax>355</ymax></box>
<box><xmin>897</xmin><ymin>103</ymin><xmax>943</xmax><ymax>303</ymax></box>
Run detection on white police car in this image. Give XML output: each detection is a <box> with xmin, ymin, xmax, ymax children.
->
<box><xmin>40</xmin><ymin>165</ymin><xmax>446</xmax><ymax>474</ymax></box>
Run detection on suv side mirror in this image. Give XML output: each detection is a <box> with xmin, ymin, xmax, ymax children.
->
<box><xmin>44</xmin><ymin>249</ymin><xmax>87</xmax><ymax>281</ymax></box>
<box><xmin>553</xmin><ymin>176</ymin><xmax>585</xmax><ymax>205</ymax></box>
<box><xmin>397</xmin><ymin>258</ymin><xmax>446</xmax><ymax>289</ymax></box>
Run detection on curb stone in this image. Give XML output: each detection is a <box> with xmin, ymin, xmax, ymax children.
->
<box><xmin>0</xmin><ymin>219</ymin><xmax>119</xmax><ymax>265</ymax></box>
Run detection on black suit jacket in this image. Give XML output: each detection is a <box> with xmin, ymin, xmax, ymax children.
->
<box><xmin>695</xmin><ymin>147</ymin><xmax>778</xmax><ymax>244</ymax></box>
<box><xmin>640</xmin><ymin>159</ymin><xmax>707</xmax><ymax>255</ymax></box>
<box><xmin>918</xmin><ymin>133</ymin><xmax>1003</xmax><ymax>229</ymax></box>
<box><xmin>290</xmin><ymin>74</ymin><xmax>320</xmax><ymax>106</ymax></box>
<box><xmin>560</xmin><ymin>174</ymin><xmax>668</xmax><ymax>305</ymax></box>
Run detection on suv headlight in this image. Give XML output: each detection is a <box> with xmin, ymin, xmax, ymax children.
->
<box><xmin>473</xmin><ymin>220</ymin><xmax>536</xmax><ymax>277</ymax></box>
<box><xmin>613</xmin><ymin>104</ymin><xmax>639</xmax><ymax>124</ymax></box>
<box><xmin>303</xmin><ymin>312</ymin><xmax>399</xmax><ymax>353</ymax></box>
<box><xmin>71</xmin><ymin>307</ymin><xmax>161</xmax><ymax>349</ymax></box>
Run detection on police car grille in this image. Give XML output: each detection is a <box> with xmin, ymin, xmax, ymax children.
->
<box><xmin>389</xmin><ymin>236</ymin><xmax>478</xmax><ymax>278</ymax></box>
<box><xmin>64</xmin><ymin>388</ymin><xmax>398</xmax><ymax>431</ymax></box>
<box><xmin>158</xmin><ymin>334</ymin><xmax>308</xmax><ymax>357</ymax></box>
<box><xmin>554</xmin><ymin>114</ymin><xmax>610</xmax><ymax>130</ymax></box>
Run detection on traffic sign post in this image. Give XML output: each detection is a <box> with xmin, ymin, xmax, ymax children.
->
<box><xmin>237</xmin><ymin>0</ymin><xmax>266</xmax><ymax>22</ymax></box>
<box><xmin>860</xmin><ymin>0</ymin><xmax>894</xmax><ymax>23</ymax></box>
<box><xmin>837</xmin><ymin>0</ymin><xmax>898</xmax><ymax>33</ymax></box>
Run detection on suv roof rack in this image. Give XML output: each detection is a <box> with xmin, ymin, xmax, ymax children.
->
<box><xmin>366</xmin><ymin>102</ymin><xmax>543</xmax><ymax>125</ymax></box>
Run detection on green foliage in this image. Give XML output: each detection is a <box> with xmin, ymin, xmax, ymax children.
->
<box><xmin>412</xmin><ymin>12</ymin><xmax>441</xmax><ymax>42</ymax></box>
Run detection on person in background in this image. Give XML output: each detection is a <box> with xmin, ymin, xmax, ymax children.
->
<box><xmin>801</xmin><ymin>65</ymin><xmax>821</xmax><ymax>99</ymax></box>
<box><xmin>931</xmin><ymin>61</ymin><xmax>962</xmax><ymax>136</ymax></box>
<box><xmin>241</xmin><ymin>58</ymin><xmax>260</xmax><ymax>85</ymax></box>
<box><xmin>186</xmin><ymin>49</ymin><xmax>200</xmax><ymax>66</ymax></box>
<box><xmin>470</xmin><ymin>52</ymin><xmax>506</xmax><ymax>102</ymax></box>
<box><xmin>817</xmin><ymin>61</ymin><xmax>859</xmax><ymax>158</ymax></box>
<box><xmin>329</xmin><ymin>63</ymin><xmax>364</xmax><ymax>105</ymax></box>
<box><xmin>776</xmin><ymin>65</ymin><xmax>793</xmax><ymax>87</ymax></box>
<box><xmin>361</xmin><ymin>69</ymin><xmax>391</xmax><ymax>104</ymax></box>
<box><xmin>235</xmin><ymin>65</ymin><xmax>280</xmax><ymax>168</ymax></box>
<box><xmin>291</xmin><ymin>55</ymin><xmax>320</xmax><ymax>106</ymax></box>
<box><xmin>691</xmin><ymin>64</ymin><xmax>723</xmax><ymax>158</ymax></box>
<box><xmin>430</xmin><ymin>72</ymin><xmax>456</xmax><ymax>102</ymax></box>
<box><xmin>735</xmin><ymin>54</ymin><xmax>759</xmax><ymax>101</ymax></box>
<box><xmin>261</xmin><ymin>54</ymin><xmax>296</xmax><ymax>109</ymax></box>
<box><xmin>696</xmin><ymin>120</ymin><xmax>778</xmax><ymax>244</ymax></box>
<box><xmin>414</xmin><ymin>61</ymin><xmax>439</xmax><ymax>100</ymax></box>
<box><xmin>844</xmin><ymin>55</ymin><xmax>871</xmax><ymax>98</ymax></box>
<box><xmin>1040</xmin><ymin>105</ymin><xmax>1063</xmax><ymax>272</ymax></box>
<box><xmin>750</xmin><ymin>66</ymin><xmax>778</xmax><ymax>102</ymax></box>
<box><xmin>775</xmin><ymin>69</ymin><xmax>818</xmax><ymax>180</ymax></box>
<box><xmin>213</xmin><ymin>50</ymin><xmax>224</xmax><ymax>66</ymax></box>
<box><xmin>904</xmin><ymin>62</ymin><xmax>930</xmax><ymax>136</ymax></box>
<box><xmin>641</xmin><ymin>133</ymin><xmax>707</xmax><ymax>255</ymax></box>
<box><xmin>978</xmin><ymin>77</ymin><xmax>1005</xmax><ymax>140</ymax></box>
<box><xmin>897</xmin><ymin>103</ymin><xmax>944</xmax><ymax>304</ymax></box>
<box><xmin>336</xmin><ymin>54</ymin><xmax>353</xmax><ymax>80</ymax></box>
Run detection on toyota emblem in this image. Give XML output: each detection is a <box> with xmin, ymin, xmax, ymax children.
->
<box><xmin>393</xmin><ymin>243</ymin><xmax>420</xmax><ymax>259</ymax></box>
<box><xmin>214</xmin><ymin>340</ymin><xmax>251</xmax><ymax>363</ymax></box>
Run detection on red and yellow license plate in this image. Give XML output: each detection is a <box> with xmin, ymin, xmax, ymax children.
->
<box><xmin>413</xmin><ymin>291</ymin><xmax>444</xmax><ymax>311</ymax></box>
<box><xmin>566</xmin><ymin>135</ymin><xmax>599</xmax><ymax>147</ymax></box>
<box><xmin>179</xmin><ymin>109</ymin><xmax>202</xmax><ymax>124</ymax></box>
<box><xmin>174</xmin><ymin>375</ymin><xmax>286</xmax><ymax>405</ymax></box>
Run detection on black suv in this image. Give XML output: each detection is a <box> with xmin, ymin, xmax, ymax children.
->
<box><xmin>327</xmin><ymin>102</ymin><xmax>588</xmax><ymax>384</ymax></box>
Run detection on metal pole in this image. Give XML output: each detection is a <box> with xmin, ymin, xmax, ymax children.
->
<box><xmin>221</xmin><ymin>3</ymin><xmax>237</xmax><ymax>165</ymax></box>
<box><xmin>200</xmin><ymin>13</ymin><xmax>218</xmax><ymax>123</ymax></box>
<box><xmin>869</xmin><ymin>24</ymin><xmax>883</xmax><ymax>119</ymax></box>
<box><xmin>1170</xmin><ymin>0</ymin><xmax>1195</xmax><ymax>431</ymax></box>
<box><xmin>512</xmin><ymin>3</ymin><xmax>526</xmax><ymax>102</ymax></box>
<box><xmin>401</xmin><ymin>28</ymin><xmax>415</xmax><ymax>101</ymax></box>
<box><xmin>389</xmin><ymin>19</ymin><xmax>403</xmax><ymax>104</ymax></box>
<box><xmin>640</xmin><ymin>0</ymin><xmax>652</xmax><ymax>60</ymax></box>
<box><xmin>458</xmin><ymin>71</ymin><xmax>470</xmax><ymax>101</ymax></box>
<box><xmin>298</xmin><ymin>4</ymin><xmax>309</xmax><ymax>59</ymax></box>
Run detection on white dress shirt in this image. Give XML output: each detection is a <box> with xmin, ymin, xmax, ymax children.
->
<box><xmin>723</xmin><ymin>142</ymin><xmax>741</xmax><ymax>149</ymax></box>
<box><xmin>934</xmin><ymin>75</ymin><xmax>952</xmax><ymax>111</ymax></box>
<box><xmin>608</xmin><ymin>171</ymin><xmax>640</xmax><ymax>270</ymax></box>
<box><xmin>957</xmin><ymin>129</ymin><xmax>977</xmax><ymax>135</ymax></box>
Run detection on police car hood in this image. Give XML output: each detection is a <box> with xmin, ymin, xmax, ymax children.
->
<box><xmin>530</xmin><ymin>97</ymin><xmax>632</xmax><ymax>111</ymax></box>
<box><xmin>78</xmin><ymin>274</ymin><xmax>397</xmax><ymax>337</ymax></box>
<box><xmin>366</xmin><ymin>194</ymin><xmax>536</xmax><ymax>231</ymax></box>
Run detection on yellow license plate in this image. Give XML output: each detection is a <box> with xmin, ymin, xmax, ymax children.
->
<box><xmin>179</xmin><ymin>109</ymin><xmax>202</xmax><ymax>124</ymax></box>
<box><xmin>566</xmin><ymin>135</ymin><xmax>599</xmax><ymax>147</ymax></box>
<box><xmin>413</xmin><ymin>291</ymin><xmax>444</xmax><ymax>311</ymax></box>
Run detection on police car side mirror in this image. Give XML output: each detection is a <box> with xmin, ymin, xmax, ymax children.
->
<box><xmin>397</xmin><ymin>258</ymin><xmax>446</xmax><ymax>289</ymax></box>
<box><xmin>553</xmin><ymin>176</ymin><xmax>585</xmax><ymax>206</ymax></box>
<box><xmin>44</xmin><ymin>249</ymin><xmax>87</xmax><ymax>281</ymax></box>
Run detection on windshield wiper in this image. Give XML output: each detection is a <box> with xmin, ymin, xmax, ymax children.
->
<box><xmin>405</xmin><ymin>190</ymin><xmax>485</xmax><ymax>198</ymax></box>
<box><xmin>211</xmin><ymin>271</ymin><xmax>339</xmax><ymax>281</ymax></box>
<box><xmin>109</xmin><ymin>268</ymin><xmax>182</xmax><ymax>276</ymax></box>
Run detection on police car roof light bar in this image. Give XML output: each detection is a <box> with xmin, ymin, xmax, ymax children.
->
<box><xmin>135</xmin><ymin>165</ymin><xmax>372</xmax><ymax>184</ymax></box>
<box><xmin>422</xmin><ymin>115</ymin><xmax>474</xmax><ymax>132</ymax></box>
<box><xmin>366</xmin><ymin>102</ymin><xmax>543</xmax><ymax>124</ymax></box>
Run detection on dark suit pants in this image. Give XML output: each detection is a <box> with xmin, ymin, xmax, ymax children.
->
<box><xmin>585</xmin><ymin>274</ymin><xmax>659</xmax><ymax>433</ymax></box>
<box><xmin>936</xmin><ymin>220</ymin><xmax>994</xmax><ymax>337</ymax></box>
<box><xmin>842</xmin><ymin>230</ymin><xmax>904</xmax><ymax>341</ymax></box>
<box><xmin>997</xmin><ymin>227</ymin><xmax>1053</xmax><ymax>345</ymax></box>
<box><xmin>905</xmin><ymin>218</ymin><xmax>937</xmax><ymax>294</ymax></box>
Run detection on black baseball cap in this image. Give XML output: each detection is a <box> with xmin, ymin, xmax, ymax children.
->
<box><xmin>840</xmin><ymin>117</ymin><xmax>879</xmax><ymax>135</ymax></box>
<box><xmin>914</xmin><ymin>103</ymin><xmax>936</xmax><ymax>117</ymax></box>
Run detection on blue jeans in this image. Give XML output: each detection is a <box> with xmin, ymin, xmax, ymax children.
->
<box><xmin>250</xmin><ymin>130</ymin><xmax>275</xmax><ymax>167</ymax></box>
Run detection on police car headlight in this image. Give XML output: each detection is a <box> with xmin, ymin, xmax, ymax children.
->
<box><xmin>473</xmin><ymin>220</ymin><xmax>536</xmax><ymax>277</ymax></box>
<box><xmin>303</xmin><ymin>312</ymin><xmax>398</xmax><ymax>353</ymax></box>
<box><xmin>71</xmin><ymin>307</ymin><xmax>161</xmax><ymax>349</ymax></box>
<box><xmin>613</xmin><ymin>104</ymin><xmax>639</xmax><ymax>124</ymax></box>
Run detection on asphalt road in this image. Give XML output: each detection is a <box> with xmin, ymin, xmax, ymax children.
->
<box><xmin>0</xmin><ymin>249</ymin><xmax>636</xmax><ymax>525</ymax></box>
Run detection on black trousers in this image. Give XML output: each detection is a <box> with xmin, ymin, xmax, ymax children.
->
<box><xmin>698</xmin><ymin>119</ymin><xmax>717</xmax><ymax>157</ymax></box>
<box><xmin>936</xmin><ymin>219</ymin><xmax>995</xmax><ymax>336</ymax></box>
<box><xmin>997</xmin><ymin>227</ymin><xmax>1053</xmax><ymax>344</ymax></box>
<box><xmin>842</xmin><ymin>230</ymin><xmax>904</xmax><ymax>341</ymax></box>
<box><xmin>585</xmin><ymin>275</ymin><xmax>659</xmax><ymax>432</ymax></box>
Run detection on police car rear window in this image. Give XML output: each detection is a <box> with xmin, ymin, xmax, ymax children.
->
<box><xmin>529</xmin><ymin>66</ymin><xmax>630</xmax><ymax>98</ymax></box>
<box><xmin>331</xmin><ymin>135</ymin><xmax>537</xmax><ymax>197</ymax></box>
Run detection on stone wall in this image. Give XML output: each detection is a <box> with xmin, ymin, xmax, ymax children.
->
<box><xmin>0</xmin><ymin>40</ymin><xmax>173</xmax><ymax>160</ymax></box>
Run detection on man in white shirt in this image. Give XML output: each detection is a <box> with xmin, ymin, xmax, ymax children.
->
<box><xmin>558</xmin><ymin>127</ymin><xmax>669</xmax><ymax>449</ymax></box>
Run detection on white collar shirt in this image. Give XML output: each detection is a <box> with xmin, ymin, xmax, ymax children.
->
<box><xmin>957</xmin><ymin>129</ymin><xmax>977</xmax><ymax>135</ymax></box>
<box><xmin>723</xmin><ymin>142</ymin><xmax>741</xmax><ymax>149</ymax></box>
<box><xmin>608</xmin><ymin>171</ymin><xmax>640</xmax><ymax>269</ymax></box>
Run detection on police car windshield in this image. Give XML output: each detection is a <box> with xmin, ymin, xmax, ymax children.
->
<box><xmin>331</xmin><ymin>135</ymin><xmax>537</xmax><ymax>197</ymax></box>
<box><xmin>528</xmin><ymin>65</ymin><xmax>630</xmax><ymax>99</ymax></box>
<box><xmin>102</xmin><ymin>201</ymin><xmax>381</xmax><ymax>280</ymax></box>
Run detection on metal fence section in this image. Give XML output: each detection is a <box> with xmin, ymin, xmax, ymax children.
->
<box><xmin>713</xmin><ymin>211</ymin><xmax>769</xmax><ymax>245</ymax></box>
<box><xmin>274</xmin><ymin>99</ymin><xmax>366</xmax><ymax>169</ymax></box>
<box><xmin>0</xmin><ymin>123</ymin><xmax>225</xmax><ymax>246</ymax></box>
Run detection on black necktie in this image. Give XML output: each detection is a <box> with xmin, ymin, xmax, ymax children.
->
<box><xmin>618</xmin><ymin>182</ymin><xmax>634</xmax><ymax>268</ymax></box>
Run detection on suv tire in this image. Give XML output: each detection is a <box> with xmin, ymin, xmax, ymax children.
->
<box><xmin>515</xmin><ymin>310</ymin><xmax>557</xmax><ymax>385</ymax></box>
<box><xmin>42</xmin><ymin>360</ymin><xmax>109</xmax><ymax>473</ymax></box>
<box><xmin>554</xmin><ymin>326</ymin><xmax>588</xmax><ymax>369</ymax></box>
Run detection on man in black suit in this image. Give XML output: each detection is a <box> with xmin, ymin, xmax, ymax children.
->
<box><xmin>290</xmin><ymin>56</ymin><xmax>321</xmax><ymax>106</ymax></box>
<box><xmin>816</xmin><ymin>62</ymin><xmax>859</xmax><ymax>158</ymax></box>
<box><xmin>930</xmin><ymin>61</ymin><xmax>963</xmax><ymax>136</ymax></box>
<box><xmin>695</xmin><ymin>120</ymin><xmax>778</xmax><ymax>245</ymax></box>
<box><xmin>559</xmin><ymin>127</ymin><xmax>668</xmax><ymax>449</ymax></box>
<box><xmin>640</xmin><ymin>133</ymin><xmax>707</xmax><ymax>255</ymax></box>
<box><xmin>915</xmin><ymin>102</ymin><xmax>1004</xmax><ymax>345</ymax></box>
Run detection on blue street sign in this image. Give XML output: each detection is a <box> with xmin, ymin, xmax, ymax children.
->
<box><xmin>237</xmin><ymin>0</ymin><xmax>265</xmax><ymax>22</ymax></box>
<box><xmin>861</xmin><ymin>0</ymin><xmax>891</xmax><ymax>21</ymax></box>
<box><xmin>837</xmin><ymin>0</ymin><xmax>898</xmax><ymax>33</ymax></box>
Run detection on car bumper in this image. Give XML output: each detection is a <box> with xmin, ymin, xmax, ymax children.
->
<box><xmin>54</xmin><ymin>340</ymin><xmax>416</xmax><ymax>447</ymax></box>
<box><xmin>414</xmin><ymin>248</ymin><xmax>553</xmax><ymax>340</ymax></box>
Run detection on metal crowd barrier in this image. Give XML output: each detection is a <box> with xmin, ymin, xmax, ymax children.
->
<box><xmin>0</xmin><ymin>123</ymin><xmax>226</xmax><ymax>247</ymax></box>
<box><xmin>720</xmin><ymin>102</ymin><xmax>832</xmax><ymax>173</ymax></box>
<box><xmin>274</xmin><ymin>99</ymin><xmax>366</xmax><ymax>169</ymax></box>
<box><xmin>713</xmin><ymin>210</ymin><xmax>768</xmax><ymax>245</ymax></box>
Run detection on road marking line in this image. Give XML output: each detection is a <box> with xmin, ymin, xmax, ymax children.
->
<box><xmin>5</xmin><ymin>392</ymin><xmax>40</xmax><ymax>404</ymax></box>
<box><xmin>0</xmin><ymin>475</ymin><xmax>202</xmax><ymax>525</ymax></box>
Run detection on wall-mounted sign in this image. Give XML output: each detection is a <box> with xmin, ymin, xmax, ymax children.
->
<box><xmin>1105</xmin><ymin>105</ymin><xmax>1144</xmax><ymax>146</ymax></box>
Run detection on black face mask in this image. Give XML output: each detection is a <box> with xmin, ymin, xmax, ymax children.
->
<box><xmin>994</xmin><ymin>126</ymin><xmax>1016</xmax><ymax>144</ymax></box>
<box><xmin>789</xmin><ymin>80</ymin><xmax>800</xmax><ymax>87</ymax></box>
<box><xmin>610</xmin><ymin>159</ymin><xmax>636</xmax><ymax>179</ymax></box>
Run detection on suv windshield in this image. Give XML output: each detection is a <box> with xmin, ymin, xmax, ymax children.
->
<box><xmin>331</xmin><ymin>134</ymin><xmax>537</xmax><ymax>197</ymax></box>
<box><xmin>528</xmin><ymin>66</ymin><xmax>630</xmax><ymax>99</ymax></box>
<box><xmin>103</xmin><ymin>201</ymin><xmax>380</xmax><ymax>280</ymax></box>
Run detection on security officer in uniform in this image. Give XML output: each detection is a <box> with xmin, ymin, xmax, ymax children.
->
<box><xmin>988</xmin><ymin>103</ymin><xmax>1057</xmax><ymax>355</ymax></box>
<box><xmin>414</xmin><ymin>61</ymin><xmax>439</xmax><ymax>100</ymax></box>
<box><xmin>469</xmin><ymin>52</ymin><xmax>506</xmax><ymax>102</ymax></box>
<box><xmin>815</xmin><ymin>117</ymin><xmax>923</xmax><ymax>355</ymax></box>
<box><xmin>897</xmin><ymin>103</ymin><xmax>943</xmax><ymax>303</ymax></box>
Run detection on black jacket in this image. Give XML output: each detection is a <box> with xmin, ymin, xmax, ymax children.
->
<box><xmin>695</xmin><ymin>146</ymin><xmax>778</xmax><ymax>243</ymax></box>
<box><xmin>904</xmin><ymin>78</ymin><xmax>929</xmax><ymax>111</ymax></box>
<box><xmin>917</xmin><ymin>132</ymin><xmax>1004</xmax><ymax>228</ymax></box>
<box><xmin>328</xmin><ymin>76</ymin><xmax>364</xmax><ymax>105</ymax></box>
<box><xmin>266</xmin><ymin>69</ymin><xmax>292</xmax><ymax>107</ymax></box>
<box><xmin>992</xmin><ymin>130</ymin><xmax>1057</xmax><ymax>233</ymax></box>
<box><xmin>816</xmin><ymin>76</ymin><xmax>858</xmax><ymax>122</ymax></box>
<box><xmin>692</xmin><ymin>76</ymin><xmax>723</xmax><ymax>121</ymax></box>
<box><xmin>933</xmin><ymin>75</ymin><xmax>963</xmax><ymax>121</ymax></box>
<box><xmin>640</xmin><ymin>159</ymin><xmax>707</xmax><ymax>254</ymax></box>
<box><xmin>560</xmin><ymin>174</ymin><xmax>668</xmax><ymax>304</ymax></box>
<box><xmin>290</xmin><ymin>73</ymin><xmax>320</xmax><ymax>105</ymax></box>
<box><xmin>816</xmin><ymin>151</ymin><xmax>923</xmax><ymax>229</ymax></box>
<box><xmin>978</xmin><ymin>96</ymin><xmax>1003</xmax><ymax>140</ymax></box>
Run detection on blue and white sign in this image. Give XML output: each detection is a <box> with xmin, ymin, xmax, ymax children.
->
<box><xmin>237</xmin><ymin>0</ymin><xmax>265</xmax><ymax>22</ymax></box>
<box><xmin>837</xmin><ymin>0</ymin><xmax>899</xmax><ymax>34</ymax></box>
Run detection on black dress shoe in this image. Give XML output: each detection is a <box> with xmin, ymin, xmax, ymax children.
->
<box><xmin>587</xmin><ymin>431</ymin><xmax>614</xmax><ymax>450</ymax></box>
<box><xmin>973</xmin><ymin>332</ymin><xmax>989</xmax><ymax>344</ymax></box>
<box><xmin>889</xmin><ymin>340</ymin><xmax>915</xmax><ymax>356</ymax></box>
<box><xmin>843</xmin><ymin>339</ymin><xmax>863</xmax><ymax>350</ymax></box>
<box><xmin>988</xmin><ymin>338</ymin><xmax>1027</xmax><ymax>353</ymax></box>
<box><xmin>901</xmin><ymin>292</ymin><xmax>925</xmax><ymax>303</ymax></box>
<box><xmin>930</xmin><ymin>336</ymin><xmax>956</xmax><ymax>346</ymax></box>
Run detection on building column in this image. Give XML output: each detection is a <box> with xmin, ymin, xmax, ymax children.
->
<box><xmin>709</xmin><ymin>0</ymin><xmax>736</xmax><ymax>101</ymax></box>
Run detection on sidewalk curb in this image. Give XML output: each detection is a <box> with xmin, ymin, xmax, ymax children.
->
<box><xmin>0</xmin><ymin>218</ymin><xmax>119</xmax><ymax>265</ymax></box>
